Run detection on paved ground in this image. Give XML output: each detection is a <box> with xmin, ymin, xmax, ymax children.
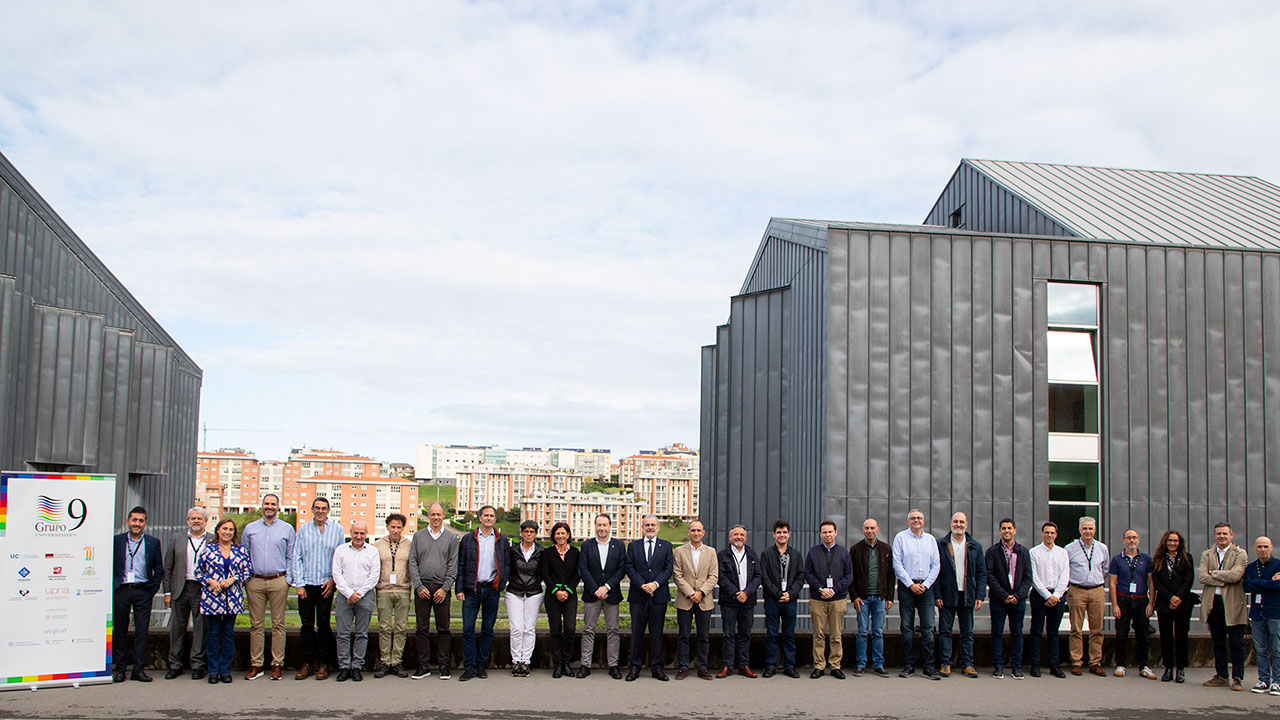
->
<box><xmin>1</xmin><ymin>668</ymin><xmax>1278</xmax><ymax>719</ymax></box>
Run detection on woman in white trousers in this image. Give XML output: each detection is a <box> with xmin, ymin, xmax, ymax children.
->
<box><xmin>506</xmin><ymin>520</ymin><xmax>546</xmax><ymax>676</ymax></box>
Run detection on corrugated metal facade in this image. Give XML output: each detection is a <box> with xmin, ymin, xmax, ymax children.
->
<box><xmin>0</xmin><ymin>150</ymin><xmax>202</xmax><ymax>537</ymax></box>
<box><xmin>925</xmin><ymin>161</ymin><xmax>1077</xmax><ymax>238</ymax></box>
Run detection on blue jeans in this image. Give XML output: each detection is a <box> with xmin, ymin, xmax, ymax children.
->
<box><xmin>460</xmin><ymin>585</ymin><xmax>500</xmax><ymax>670</ymax></box>
<box><xmin>204</xmin><ymin>614</ymin><xmax>236</xmax><ymax>678</ymax></box>
<box><xmin>990</xmin><ymin>597</ymin><xmax>1027</xmax><ymax>670</ymax></box>
<box><xmin>937</xmin><ymin>596</ymin><xmax>975</xmax><ymax>668</ymax></box>
<box><xmin>898</xmin><ymin>584</ymin><xmax>936</xmax><ymax>670</ymax></box>
<box><xmin>855</xmin><ymin>595</ymin><xmax>886</xmax><ymax>669</ymax></box>
<box><xmin>764</xmin><ymin>598</ymin><xmax>798</xmax><ymax>669</ymax></box>
<box><xmin>1253</xmin><ymin>618</ymin><xmax>1280</xmax><ymax>684</ymax></box>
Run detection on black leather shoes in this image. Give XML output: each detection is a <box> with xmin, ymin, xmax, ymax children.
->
<box><xmin>164</xmin><ymin>668</ymin><xmax>183</xmax><ymax>680</ymax></box>
<box><xmin>652</xmin><ymin>670</ymin><xmax>669</xmax><ymax>681</ymax></box>
<box><xmin>1175</xmin><ymin>669</ymin><xmax>1185</xmax><ymax>683</ymax></box>
<box><xmin>810</xmin><ymin>669</ymin><xmax>824</xmax><ymax>679</ymax></box>
<box><xmin>609</xmin><ymin>666</ymin><xmax>622</xmax><ymax>679</ymax></box>
<box><xmin>1029</xmin><ymin>667</ymin><xmax>1041</xmax><ymax>677</ymax></box>
<box><xmin>476</xmin><ymin>667</ymin><xmax>487</xmax><ymax>679</ymax></box>
<box><xmin>191</xmin><ymin>669</ymin><xmax>206</xmax><ymax>680</ymax></box>
<box><xmin>625</xmin><ymin>669</ymin><xmax>640</xmax><ymax>681</ymax></box>
<box><xmin>351</xmin><ymin>669</ymin><xmax>363</xmax><ymax>682</ymax></box>
<box><xmin>1161</xmin><ymin>668</ymin><xmax>1174</xmax><ymax>682</ymax></box>
<box><xmin>576</xmin><ymin>666</ymin><xmax>591</xmax><ymax>678</ymax></box>
<box><xmin>207</xmin><ymin>675</ymin><xmax>218</xmax><ymax>684</ymax></box>
<box><xmin>831</xmin><ymin>669</ymin><xmax>846</xmax><ymax>679</ymax></box>
<box><xmin>553</xmin><ymin>664</ymin><xmax>563</xmax><ymax>678</ymax></box>
<box><xmin>336</xmin><ymin>669</ymin><xmax>351</xmax><ymax>682</ymax></box>
<box><xmin>784</xmin><ymin>668</ymin><xmax>800</xmax><ymax>678</ymax></box>
<box><xmin>374</xmin><ymin>665</ymin><xmax>387</xmax><ymax>678</ymax></box>
<box><xmin>1050</xmin><ymin>667</ymin><xmax>1066</xmax><ymax>678</ymax></box>
<box><xmin>131</xmin><ymin>671</ymin><xmax>153</xmax><ymax>682</ymax></box>
<box><xmin>112</xmin><ymin>672</ymin><xmax>125</xmax><ymax>683</ymax></box>
<box><xmin>763</xmin><ymin>667</ymin><xmax>776</xmax><ymax>678</ymax></box>
<box><xmin>458</xmin><ymin>668</ymin><xmax>476</xmax><ymax>681</ymax></box>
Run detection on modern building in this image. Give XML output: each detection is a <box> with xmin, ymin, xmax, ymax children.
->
<box><xmin>415</xmin><ymin>443</ymin><xmax>611</xmax><ymax>480</ymax></box>
<box><xmin>197</xmin><ymin>449</ymin><xmax>262</xmax><ymax>514</ymax></box>
<box><xmin>454</xmin><ymin>463</ymin><xmax>585</xmax><ymax>513</ymax></box>
<box><xmin>292</xmin><ymin>475</ymin><xmax>419</xmax><ymax>540</ymax></box>
<box><xmin>0</xmin><ymin>151</ymin><xmax>202</xmax><ymax>536</ymax></box>
<box><xmin>618</xmin><ymin>443</ymin><xmax>698</xmax><ymax>489</ymax></box>
<box><xmin>701</xmin><ymin>159</ymin><xmax>1280</xmax><ymax>553</ymax></box>
<box><xmin>520</xmin><ymin>489</ymin><xmax>648</xmax><ymax>541</ymax></box>
<box><xmin>631</xmin><ymin>468</ymin><xmax>700</xmax><ymax>520</ymax></box>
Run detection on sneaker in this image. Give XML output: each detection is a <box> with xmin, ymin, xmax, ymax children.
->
<box><xmin>1140</xmin><ymin>667</ymin><xmax>1157</xmax><ymax>680</ymax></box>
<box><xmin>1011</xmin><ymin>668</ymin><xmax>1023</xmax><ymax>679</ymax></box>
<box><xmin>1232</xmin><ymin>677</ymin><xmax>1245</xmax><ymax>691</ymax></box>
<box><xmin>939</xmin><ymin>664</ymin><xmax>951</xmax><ymax>677</ymax></box>
<box><xmin>1270</xmin><ymin>682</ymin><xmax>1280</xmax><ymax>696</ymax></box>
<box><xmin>962</xmin><ymin>666</ymin><xmax>979</xmax><ymax>678</ymax></box>
<box><xmin>874</xmin><ymin>667</ymin><xmax>890</xmax><ymax>678</ymax></box>
<box><xmin>899</xmin><ymin>667</ymin><xmax>915</xmax><ymax>678</ymax></box>
<box><xmin>992</xmin><ymin>668</ymin><xmax>1004</xmax><ymax>679</ymax></box>
<box><xmin>439</xmin><ymin>667</ymin><xmax>451</xmax><ymax>680</ymax></box>
<box><xmin>1114</xmin><ymin>666</ymin><xmax>1126</xmax><ymax>678</ymax></box>
<box><xmin>851</xmin><ymin>667</ymin><xmax>864</xmax><ymax>677</ymax></box>
<box><xmin>1203</xmin><ymin>675</ymin><xmax>1230</xmax><ymax>687</ymax></box>
<box><xmin>412</xmin><ymin>667</ymin><xmax>431</xmax><ymax>679</ymax></box>
<box><xmin>1252</xmin><ymin>681</ymin><xmax>1271</xmax><ymax>693</ymax></box>
<box><xmin>245</xmin><ymin>666</ymin><xmax>265</xmax><ymax>681</ymax></box>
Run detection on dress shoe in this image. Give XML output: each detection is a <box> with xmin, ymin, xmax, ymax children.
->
<box><xmin>923</xmin><ymin>669</ymin><xmax>940</xmax><ymax>680</ymax></box>
<box><xmin>1089</xmin><ymin>665</ymin><xmax>1105</xmax><ymax>677</ymax></box>
<box><xmin>761</xmin><ymin>667</ymin><xmax>776</xmax><ymax>678</ymax></box>
<box><xmin>1175</xmin><ymin>669</ymin><xmax>1185</xmax><ymax>684</ymax></box>
<box><xmin>131</xmin><ymin>671</ymin><xmax>153</xmax><ymax>682</ymax></box>
<box><xmin>375</xmin><ymin>664</ymin><xmax>387</xmax><ymax>678</ymax></box>
<box><xmin>207</xmin><ymin>675</ymin><xmax>218</xmax><ymax>684</ymax></box>
<box><xmin>1049</xmin><ymin>667</ymin><xmax>1066</xmax><ymax>678</ymax></box>
<box><xmin>112</xmin><ymin>672</ymin><xmax>125</xmax><ymax>683</ymax></box>
<box><xmin>221</xmin><ymin>674</ymin><xmax>232</xmax><ymax>683</ymax></box>
<box><xmin>830</xmin><ymin>669</ymin><xmax>845</xmax><ymax>680</ymax></box>
<box><xmin>676</xmin><ymin>669</ymin><xmax>688</xmax><ymax>680</ymax></box>
<box><xmin>270</xmin><ymin>665</ymin><xmax>283</xmax><ymax>680</ymax></box>
<box><xmin>246</xmin><ymin>665</ymin><xmax>264</xmax><ymax>680</ymax></box>
<box><xmin>608</xmin><ymin>666</ymin><xmax>622</xmax><ymax>679</ymax></box>
<box><xmin>191</xmin><ymin>669</ymin><xmax>206</xmax><ymax>680</ymax></box>
<box><xmin>1070</xmin><ymin>666</ymin><xmax>1083</xmax><ymax>676</ymax></box>
<box><xmin>295</xmin><ymin>664</ymin><xmax>314</xmax><ymax>681</ymax></box>
<box><xmin>164</xmin><ymin>668</ymin><xmax>183</xmax><ymax>680</ymax></box>
<box><xmin>1029</xmin><ymin>667</ymin><xmax>1041</xmax><ymax>677</ymax></box>
<box><xmin>476</xmin><ymin>667</ymin><xmax>488</xmax><ymax>679</ymax></box>
<box><xmin>1161</xmin><ymin>668</ymin><xmax>1173</xmax><ymax>682</ymax></box>
<box><xmin>740</xmin><ymin>667</ymin><xmax>758</xmax><ymax>678</ymax></box>
<box><xmin>336</xmin><ymin>669</ymin><xmax>351</xmax><ymax>682</ymax></box>
<box><xmin>717</xmin><ymin>665</ymin><xmax>732</xmax><ymax>678</ymax></box>
<box><xmin>315</xmin><ymin>665</ymin><xmax>330</xmax><ymax>680</ymax></box>
<box><xmin>575</xmin><ymin>666</ymin><xmax>591</xmax><ymax>679</ymax></box>
<box><xmin>352</xmin><ymin>669</ymin><xmax>363</xmax><ymax>682</ymax></box>
<box><xmin>459</xmin><ymin>668</ymin><xmax>476</xmax><ymax>681</ymax></box>
<box><xmin>553</xmin><ymin>664</ymin><xmax>564</xmax><ymax>679</ymax></box>
<box><xmin>698</xmin><ymin>669</ymin><xmax>715</xmax><ymax>680</ymax></box>
<box><xmin>652</xmin><ymin>670</ymin><xmax>669</xmax><ymax>681</ymax></box>
<box><xmin>783</xmin><ymin>668</ymin><xmax>801</xmax><ymax>678</ymax></box>
<box><xmin>625</xmin><ymin>669</ymin><xmax>640</xmax><ymax>682</ymax></box>
<box><xmin>394</xmin><ymin>664</ymin><xmax>408</xmax><ymax>678</ymax></box>
<box><xmin>810</xmin><ymin>668</ymin><xmax>825</xmax><ymax>679</ymax></box>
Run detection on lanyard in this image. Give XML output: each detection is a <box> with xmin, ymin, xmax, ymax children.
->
<box><xmin>188</xmin><ymin>535</ymin><xmax>205</xmax><ymax>558</ymax></box>
<box><xmin>126</xmin><ymin>537</ymin><xmax>143</xmax><ymax>574</ymax></box>
<box><xmin>1081</xmin><ymin>541</ymin><xmax>1095</xmax><ymax>570</ymax></box>
<box><xmin>823</xmin><ymin>544</ymin><xmax>836</xmax><ymax>580</ymax></box>
<box><xmin>390</xmin><ymin>540</ymin><xmax>401</xmax><ymax>572</ymax></box>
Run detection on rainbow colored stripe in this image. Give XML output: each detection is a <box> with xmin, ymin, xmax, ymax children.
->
<box><xmin>36</xmin><ymin>495</ymin><xmax>62</xmax><ymax>522</ymax></box>
<box><xmin>0</xmin><ymin>473</ymin><xmax>110</xmax><ymax>539</ymax></box>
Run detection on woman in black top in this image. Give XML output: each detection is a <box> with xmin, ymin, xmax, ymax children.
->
<box><xmin>540</xmin><ymin>522</ymin><xmax>581</xmax><ymax>678</ymax></box>
<box><xmin>1151</xmin><ymin>529</ymin><xmax>1196</xmax><ymax>683</ymax></box>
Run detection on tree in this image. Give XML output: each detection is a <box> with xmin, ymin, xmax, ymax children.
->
<box><xmin>505</xmin><ymin>506</ymin><xmax>521</xmax><ymax>523</ymax></box>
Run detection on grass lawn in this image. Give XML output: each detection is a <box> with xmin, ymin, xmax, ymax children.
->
<box><xmin>416</xmin><ymin>483</ymin><xmax>457</xmax><ymax>510</ymax></box>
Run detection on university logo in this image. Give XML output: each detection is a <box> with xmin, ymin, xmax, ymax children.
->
<box><xmin>83</xmin><ymin>546</ymin><xmax>94</xmax><ymax>561</ymax></box>
<box><xmin>82</xmin><ymin>566</ymin><xmax>96</xmax><ymax>577</ymax></box>
<box><xmin>52</xmin><ymin>566</ymin><xmax>63</xmax><ymax>575</ymax></box>
<box><xmin>18</xmin><ymin>589</ymin><xmax>29</xmax><ymax>597</ymax></box>
<box><xmin>33</xmin><ymin>495</ymin><xmax>87</xmax><ymax>533</ymax></box>
<box><xmin>17</xmin><ymin>567</ymin><xmax>30</xmax><ymax>578</ymax></box>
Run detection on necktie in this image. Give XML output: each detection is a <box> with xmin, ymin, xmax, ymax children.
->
<box><xmin>647</xmin><ymin>539</ymin><xmax>653</xmax><ymax>563</ymax></box>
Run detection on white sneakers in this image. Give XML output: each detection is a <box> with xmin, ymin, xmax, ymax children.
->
<box><xmin>1113</xmin><ymin>666</ymin><xmax>1126</xmax><ymax>677</ymax></box>
<box><xmin>1140</xmin><ymin>666</ymin><xmax>1157</xmax><ymax>680</ymax></box>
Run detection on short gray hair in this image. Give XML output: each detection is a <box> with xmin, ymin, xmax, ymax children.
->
<box><xmin>643</xmin><ymin>514</ymin><xmax>660</xmax><ymax>523</ymax></box>
<box><xmin>187</xmin><ymin>506</ymin><xmax>207</xmax><ymax>519</ymax></box>
<box><xmin>1078</xmin><ymin>516</ymin><xmax>1097</xmax><ymax>530</ymax></box>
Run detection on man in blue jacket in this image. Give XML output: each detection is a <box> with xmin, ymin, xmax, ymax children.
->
<box><xmin>625</xmin><ymin>514</ymin><xmax>674</xmax><ymax>681</ymax></box>
<box><xmin>805</xmin><ymin>520</ymin><xmax>854</xmax><ymax>679</ymax></box>
<box><xmin>578</xmin><ymin>513</ymin><xmax>627</xmax><ymax>678</ymax></box>
<box><xmin>112</xmin><ymin>506</ymin><xmax>165</xmax><ymax>682</ymax></box>
<box><xmin>934</xmin><ymin>512</ymin><xmax>986</xmax><ymax>678</ymax></box>
<box><xmin>454</xmin><ymin>505</ymin><xmax>509</xmax><ymax>681</ymax></box>
<box><xmin>1244</xmin><ymin>536</ymin><xmax>1280</xmax><ymax>695</ymax></box>
<box><xmin>986</xmin><ymin>518</ymin><xmax>1033</xmax><ymax>679</ymax></box>
<box><xmin>717</xmin><ymin>525</ymin><xmax>762</xmax><ymax>677</ymax></box>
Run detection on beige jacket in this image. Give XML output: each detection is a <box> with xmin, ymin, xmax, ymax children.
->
<box><xmin>673</xmin><ymin>543</ymin><xmax>719</xmax><ymax>611</ymax></box>
<box><xmin>1198</xmin><ymin>543</ymin><xmax>1248</xmax><ymax>626</ymax></box>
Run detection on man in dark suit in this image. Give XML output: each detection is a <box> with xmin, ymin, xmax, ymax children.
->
<box><xmin>985</xmin><ymin>517</ymin><xmax>1033</xmax><ymax>678</ymax></box>
<box><xmin>625</xmin><ymin>514</ymin><xmax>674</xmax><ymax>681</ymax></box>
<box><xmin>112</xmin><ymin>506</ymin><xmax>165</xmax><ymax>682</ymax></box>
<box><xmin>717</xmin><ymin>524</ymin><xmax>762</xmax><ymax>677</ymax></box>
<box><xmin>578</xmin><ymin>513</ymin><xmax>627</xmax><ymax>678</ymax></box>
<box><xmin>163</xmin><ymin>506</ymin><xmax>215</xmax><ymax>680</ymax></box>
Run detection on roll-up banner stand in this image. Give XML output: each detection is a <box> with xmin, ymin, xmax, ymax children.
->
<box><xmin>0</xmin><ymin>473</ymin><xmax>116</xmax><ymax>691</ymax></box>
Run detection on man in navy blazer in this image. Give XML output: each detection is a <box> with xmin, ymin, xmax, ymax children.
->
<box><xmin>985</xmin><ymin>518</ymin><xmax>1034</xmax><ymax>678</ymax></box>
<box><xmin>717</xmin><ymin>525</ymin><xmax>762</xmax><ymax>677</ymax></box>
<box><xmin>625</xmin><ymin>514</ymin><xmax>674</xmax><ymax>681</ymax></box>
<box><xmin>112</xmin><ymin>506</ymin><xmax>165</xmax><ymax>682</ymax></box>
<box><xmin>578</xmin><ymin>513</ymin><xmax>628</xmax><ymax>678</ymax></box>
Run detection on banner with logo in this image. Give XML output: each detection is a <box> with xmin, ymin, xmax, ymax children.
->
<box><xmin>0</xmin><ymin>472</ymin><xmax>115</xmax><ymax>690</ymax></box>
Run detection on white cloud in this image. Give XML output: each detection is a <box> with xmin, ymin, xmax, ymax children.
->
<box><xmin>2</xmin><ymin>0</ymin><xmax>1278</xmax><ymax>462</ymax></box>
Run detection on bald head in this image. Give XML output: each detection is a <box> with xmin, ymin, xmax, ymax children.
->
<box><xmin>350</xmin><ymin>520</ymin><xmax>368</xmax><ymax>548</ymax></box>
<box><xmin>1256</xmin><ymin>536</ymin><xmax>1273</xmax><ymax>563</ymax></box>
<box><xmin>862</xmin><ymin>518</ymin><xmax>879</xmax><ymax>544</ymax></box>
<box><xmin>950</xmin><ymin>512</ymin><xmax>968</xmax><ymax>540</ymax></box>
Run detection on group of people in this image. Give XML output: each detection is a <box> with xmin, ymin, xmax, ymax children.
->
<box><xmin>111</xmin><ymin>498</ymin><xmax>1280</xmax><ymax>697</ymax></box>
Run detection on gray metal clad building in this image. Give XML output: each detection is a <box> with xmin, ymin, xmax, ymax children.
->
<box><xmin>701</xmin><ymin>158</ymin><xmax>1280</xmax><ymax>553</ymax></box>
<box><xmin>0</xmin><ymin>150</ymin><xmax>202</xmax><ymax>537</ymax></box>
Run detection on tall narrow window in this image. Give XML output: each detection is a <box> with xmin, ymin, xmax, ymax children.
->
<box><xmin>1046</xmin><ymin>282</ymin><xmax>1101</xmax><ymax>543</ymax></box>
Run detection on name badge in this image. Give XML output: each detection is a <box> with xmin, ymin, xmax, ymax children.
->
<box><xmin>826</xmin><ymin>577</ymin><xmax>834</xmax><ymax>589</ymax></box>
<box><xmin>1258</xmin><ymin>595</ymin><xmax>1264</xmax><ymax>604</ymax></box>
<box><xmin>781</xmin><ymin>579</ymin><xmax>788</xmax><ymax>592</ymax></box>
<box><xmin>1129</xmin><ymin>582</ymin><xmax>1137</xmax><ymax>593</ymax></box>
<box><xmin>390</xmin><ymin>573</ymin><xmax>397</xmax><ymax>585</ymax></box>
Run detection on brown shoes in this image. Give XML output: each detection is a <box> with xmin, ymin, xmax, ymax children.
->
<box><xmin>675</xmin><ymin>669</ymin><xmax>689</xmax><ymax>680</ymax></box>
<box><xmin>1070</xmin><ymin>666</ymin><xmax>1083</xmax><ymax>676</ymax></box>
<box><xmin>939</xmin><ymin>664</ymin><xmax>951</xmax><ymax>677</ymax></box>
<box><xmin>315</xmin><ymin>665</ymin><xmax>329</xmax><ymax>681</ymax></box>
<box><xmin>698</xmin><ymin>669</ymin><xmax>715</xmax><ymax>680</ymax></box>
<box><xmin>1203</xmin><ymin>675</ymin><xmax>1230</xmax><ymax>687</ymax></box>
<box><xmin>1230</xmin><ymin>677</ymin><xmax>1244</xmax><ymax>691</ymax></box>
<box><xmin>962</xmin><ymin>666</ymin><xmax>978</xmax><ymax>678</ymax></box>
<box><xmin>271</xmin><ymin>665</ymin><xmax>283</xmax><ymax>681</ymax></box>
<box><xmin>739</xmin><ymin>667</ymin><xmax>757</xmax><ymax>678</ymax></box>
<box><xmin>1089</xmin><ymin>665</ymin><xmax>1106</xmax><ymax>677</ymax></box>
<box><xmin>295</xmin><ymin>664</ymin><xmax>313</xmax><ymax>681</ymax></box>
<box><xmin>716</xmin><ymin>666</ymin><xmax>732</xmax><ymax>678</ymax></box>
<box><xmin>245</xmin><ymin>666</ymin><xmax>264</xmax><ymax>681</ymax></box>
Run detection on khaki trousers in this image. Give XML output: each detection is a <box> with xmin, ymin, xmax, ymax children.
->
<box><xmin>1067</xmin><ymin>585</ymin><xmax>1105</xmax><ymax>667</ymax></box>
<box><xmin>246</xmin><ymin>576</ymin><xmax>288</xmax><ymax>667</ymax></box>
<box><xmin>810</xmin><ymin>598</ymin><xmax>848</xmax><ymax>669</ymax></box>
<box><xmin>377</xmin><ymin>591</ymin><xmax>411</xmax><ymax>666</ymax></box>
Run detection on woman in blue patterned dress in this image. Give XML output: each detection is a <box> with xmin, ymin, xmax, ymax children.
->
<box><xmin>195</xmin><ymin>517</ymin><xmax>253</xmax><ymax>683</ymax></box>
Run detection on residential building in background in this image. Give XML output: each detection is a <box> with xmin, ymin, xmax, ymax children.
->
<box><xmin>454</xmin><ymin>464</ymin><xmax>585</xmax><ymax>512</ymax></box>
<box><xmin>292</xmin><ymin>476</ymin><xmax>419</xmax><ymax>539</ymax></box>
<box><xmin>197</xmin><ymin>449</ymin><xmax>260</xmax><ymax>514</ymax></box>
<box><xmin>520</xmin><ymin>490</ymin><xmax>647</xmax><ymax>541</ymax></box>
<box><xmin>415</xmin><ymin>443</ymin><xmax>611</xmax><ymax>480</ymax></box>
<box><xmin>631</xmin><ymin>468</ymin><xmax>699</xmax><ymax>520</ymax></box>
<box><xmin>618</xmin><ymin>442</ymin><xmax>698</xmax><ymax>489</ymax></box>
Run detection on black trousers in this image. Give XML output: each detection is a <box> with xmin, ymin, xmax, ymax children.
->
<box><xmin>1207</xmin><ymin>594</ymin><xmax>1246</xmax><ymax>679</ymax></box>
<box><xmin>721</xmin><ymin>601</ymin><xmax>755</xmax><ymax>669</ymax></box>
<box><xmin>544</xmin><ymin>593</ymin><xmax>577</xmax><ymax>665</ymax></box>
<box><xmin>629</xmin><ymin>596</ymin><xmax>667</xmax><ymax>672</ymax></box>
<box><xmin>1113</xmin><ymin>594</ymin><xmax>1150</xmax><ymax>668</ymax></box>
<box><xmin>1028</xmin><ymin>591</ymin><xmax>1065</xmax><ymax>669</ymax></box>
<box><xmin>414</xmin><ymin>584</ymin><xmax>452</xmax><ymax>670</ymax></box>
<box><xmin>1157</xmin><ymin>605</ymin><xmax>1192</xmax><ymax>669</ymax></box>
<box><xmin>112</xmin><ymin>585</ymin><xmax>153</xmax><ymax>672</ymax></box>
<box><xmin>297</xmin><ymin>584</ymin><xmax>335</xmax><ymax>668</ymax></box>
<box><xmin>677</xmin><ymin>606</ymin><xmax>711</xmax><ymax>670</ymax></box>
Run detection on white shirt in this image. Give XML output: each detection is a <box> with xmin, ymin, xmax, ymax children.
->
<box><xmin>185</xmin><ymin>532</ymin><xmax>206</xmax><ymax>582</ymax></box>
<box><xmin>950</xmin><ymin>536</ymin><xmax>966</xmax><ymax>590</ymax></box>
<box><xmin>1215</xmin><ymin>546</ymin><xmax>1229</xmax><ymax>595</ymax></box>
<box><xmin>732</xmin><ymin>546</ymin><xmax>748</xmax><ymax>590</ymax></box>
<box><xmin>691</xmin><ymin>544</ymin><xmax>704</xmax><ymax>572</ymax></box>
<box><xmin>331</xmin><ymin>542</ymin><xmax>379</xmax><ymax>599</ymax></box>
<box><xmin>520</xmin><ymin>544</ymin><xmax>536</xmax><ymax>562</ymax></box>
<box><xmin>1029</xmin><ymin>543</ymin><xmax>1070</xmax><ymax>600</ymax></box>
<box><xmin>596</xmin><ymin>538</ymin><xmax>612</xmax><ymax>587</ymax></box>
<box><xmin>476</xmin><ymin>529</ymin><xmax>497</xmax><ymax>582</ymax></box>
<box><xmin>428</xmin><ymin>527</ymin><xmax>444</xmax><ymax>540</ymax></box>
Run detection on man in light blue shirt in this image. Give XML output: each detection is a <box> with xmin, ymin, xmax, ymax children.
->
<box><xmin>241</xmin><ymin>493</ymin><xmax>295</xmax><ymax>680</ymax></box>
<box><xmin>291</xmin><ymin>496</ymin><xmax>345</xmax><ymax>680</ymax></box>
<box><xmin>892</xmin><ymin>509</ymin><xmax>941</xmax><ymax>679</ymax></box>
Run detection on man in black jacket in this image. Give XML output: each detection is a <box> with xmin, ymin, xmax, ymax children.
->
<box><xmin>850</xmin><ymin>518</ymin><xmax>894</xmax><ymax>677</ymax></box>
<box><xmin>761</xmin><ymin>520</ymin><xmax>804</xmax><ymax>678</ymax></box>
<box><xmin>934</xmin><ymin>512</ymin><xmax>986</xmax><ymax>678</ymax></box>
<box><xmin>454</xmin><ymin>506</ymin><xmax>509</xmax><ymax>680</ymax></box>
<box><xmin>625</xmin><ymin>515</ymin><xmax>674</xmax><ymax>681</ymax></box>
<box><xmin>805</xmin><ymin>520</ymin><xmax>854</xmax><ymax>679</ymax></box>
<box><xmin>986</xmin><ymin>518</ymin><xmax>1033</xmax><ymax>679</ymax></box>
<box><xmin>112</xmin><ymin>506</ymin><xmax>165</xmax><ymax>682</ymax></box>
<box><xmin>578</xmin><ymin>513</ymin><xmax>627</xmax><ymax>678</ymax></box>
<box><xmin>717</xmin><ymin>525</ymin><xmax>762</xmax><ymax>677</ymax></box>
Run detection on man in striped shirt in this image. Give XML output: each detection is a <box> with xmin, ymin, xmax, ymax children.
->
<box><xmin>292</xmin><ymin>496</ymin><xmax>346</xmax><ymax>680</ymax></box>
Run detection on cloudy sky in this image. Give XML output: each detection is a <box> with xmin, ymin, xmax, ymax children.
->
<box><xmin>2</xmin><ymin>1</ymin><xmax>1278</xmax><ymax>466</ymax></box>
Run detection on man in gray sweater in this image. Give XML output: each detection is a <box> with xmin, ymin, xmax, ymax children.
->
<box><xmin>409</xmin><ymin>502</ymin><xmax>459</xmax><ymax>678</ymax></box>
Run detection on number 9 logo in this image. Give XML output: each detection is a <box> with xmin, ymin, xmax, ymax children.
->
<box><xmin>68</xmin><ymin>498</ymin><xmax>87</xmax><ymax>531</ymax></box>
